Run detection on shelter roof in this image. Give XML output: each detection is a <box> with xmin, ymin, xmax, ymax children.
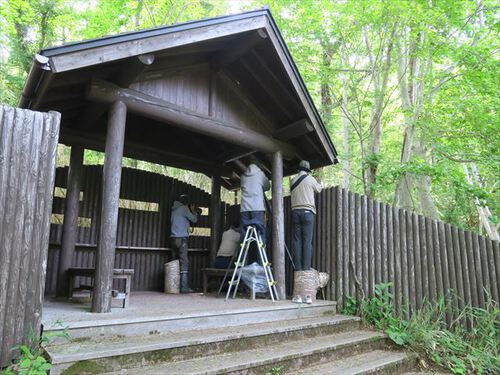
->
<box><xmin>20</xmin><ymin>8</ymin><xmax>338</xmax><ymax>189</ymax></box>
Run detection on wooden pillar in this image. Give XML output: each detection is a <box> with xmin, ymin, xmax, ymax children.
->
<box><xmin>92</xmin><ymin>101</ymin><xmax>127</xmax><ymax>313</ymax></box>
<box><xmin>56</xmin><ymin>145</ymin><xmax>84</xmax><ymax>297</ymax></box>
<box><xmin>272</xmin><ymin>151</ymin><xmax>286</xmax><ymax>299</ymax></box>
<box><xmin>209</xmin><ymin>176</ymin><xmax>221</xmax><ymax>265</ymax></box>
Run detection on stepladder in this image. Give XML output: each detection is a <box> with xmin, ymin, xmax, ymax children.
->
<box><xmin>225</xmin><ymin>225</ymin><xmax>279</xmax><ymax>302</ymax></box>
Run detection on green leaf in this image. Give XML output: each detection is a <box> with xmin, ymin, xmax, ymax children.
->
<box><xmin>20</xmin><ymin>358</ymin><xmax>32</xmax><ymax>368</ymax></box>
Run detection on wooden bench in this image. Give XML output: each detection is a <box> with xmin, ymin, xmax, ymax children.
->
<box><xmin>201</xmin><ymin>268</ymin><xmax>234</xmax><ymax>294</ymax></box>
<box><xmin>67</xmin><ymin>267</ymin><xmax>134</xmax><ymax>308</ymax></box>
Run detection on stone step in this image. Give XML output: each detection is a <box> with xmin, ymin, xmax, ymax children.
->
<box><xmin>294</xmin><ymin>349</ymin><xmax>417</xmax><ymax>374</ymax></box>
<box><xmin>47</xmin><ymin>315</ymin><xmax>359</xmax><ymax>375</ymax></box>
<box><xmin>104</xmin><ymin>329</ymin><xmax>387</xmax><ymax>375</ymax></box>
<box><xmin>44</xmin><ymin>300</ymin><xmax>337</xmax><ymax>343</ymax></box>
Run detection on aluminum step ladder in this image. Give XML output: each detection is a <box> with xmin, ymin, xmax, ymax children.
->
<box><xmin>225</xmin><ymin>225</ymin><xmax>279</xmax><ymax>302</ymax></box>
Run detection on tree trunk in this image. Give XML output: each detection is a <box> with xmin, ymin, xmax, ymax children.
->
<box><xmin>340</xmin><ymin>45</ymin><xmax>351</xmax><ymax>190</ymax></box>
<box><xmin>393</xmin><ymin>30</ymin><xmax>430</xmax><ymax>212</ymax></box>
<box><xmin>364</xmin><ymin>24</ymin><xmax>397</xmax><ymax>198</ymax></box>
<box><xmin>464</xmin><ymin>164</ymin><xmax>499</xmax><ymax>240</ymax></box>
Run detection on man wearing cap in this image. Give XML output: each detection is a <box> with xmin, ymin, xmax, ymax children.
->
<box><xmin>170</xmin><ymin>194</ymin><xmax>200</xmax><ymax>293</ymax></box>
<box><xmin>291</xmin><ymin>160</ymin><xmax>322</xmax><ymax>304</ymax></box>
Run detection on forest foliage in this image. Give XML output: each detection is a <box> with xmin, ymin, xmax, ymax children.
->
<box><xmin>0</xmin><ymin>0</ymin><xmax>498</xmax><ymax>238</ymax></box>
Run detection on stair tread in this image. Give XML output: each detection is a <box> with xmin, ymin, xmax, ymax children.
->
<box><xmin>107</xmin><ymin>330</ymin><xmax>384</xmax><ymax>375</ymax></box>
<box><xmin>43</xmin><ymin>298</ymin><xmax>337</xmax><ymax>331</ymax></box>
<box><xmin>296</xmin><ymin>350</ymin><xmax>410</xmax><ymax>374</ymax></box>
<box><xmin>47</xmin><ymin>315</ymin><xmax>359</xmax><ymax>363</ymax></box>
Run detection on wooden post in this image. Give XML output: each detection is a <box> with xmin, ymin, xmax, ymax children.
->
<box><xmin>272</xmin><ymin>151</ymin><xmax>286</xmax><ymax>299</ymax></box>
<box><xmin>209</xmin><ymin>176</ymin><xmax>221</xmax><ymax>265</ymax></box>
<box><xmin>92</xmin><ymin>101</ymin><xmax>127</xmax><ymax>313</ymax></box>
<box><xmin>56</xmin><ymin>145</ymin><xmax>84</xmax><ymax>297</ymax></box>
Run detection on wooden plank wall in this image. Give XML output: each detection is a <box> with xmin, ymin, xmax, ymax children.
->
<box><xmin>45</xmin><ymin>165</ymin><xmax>214</xmax><ymax>295</ymax></box>
<box><xmin>282</xmin><ymin>186</ymin><xmax>499</xmax><ymax>320</ymax></box>
<box><xmin>0</xmin><ymin>105</ymin><xmax>60</xmax><ymax>367</ymax></box>
<box><xmin>46</xmin><ymin>165</ymin><xmax>499</xmax><ymax>322</ymax></box>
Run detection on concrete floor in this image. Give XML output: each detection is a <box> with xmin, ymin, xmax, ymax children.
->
<box><xmin>42</xmin><ymin>292</ymin><xmax>332</xmax><ymax>329</ymax></box>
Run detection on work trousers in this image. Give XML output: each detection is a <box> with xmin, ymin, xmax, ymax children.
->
<box><xmin>240</xmin><ymin>211</ymin><xmax>266</xmax><ymax>244</ymax></box>
<box><xmin>292</xmin><ymin>209</ymin><xmax>315</xmax><ymax>271</ymax></box>
<box><xmin>171</xmin><ymin>237</ymin><xmax>189</xmax><ymax>272</ymax></box>
<box><xmin>240</xmin><ymin>211</ymin><xmax>267</xmax><ymax>264</ymax></box>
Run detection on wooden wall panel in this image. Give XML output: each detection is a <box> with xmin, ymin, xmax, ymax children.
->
<box><xmin>45</xmin><ymin>165</ymin><xmax>212</xmax><ymax>296</ymax></box>
<box><xmin>0</xmin><ymin>106</ymin><xmax>59</xmax><ymax>367</ymax></box>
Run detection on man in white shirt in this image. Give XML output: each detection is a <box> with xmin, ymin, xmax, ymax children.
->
<box><xmin>214</xmin><ymin>221</ymin><xmax>241</xmax><ymax>269</ymax></box>
<box><xmin>290</xmin><ymin>160</ymin><xmax>322</xmax><ymax>303</ymax></box>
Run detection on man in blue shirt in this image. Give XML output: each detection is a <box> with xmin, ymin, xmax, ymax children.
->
<box><xmin>170</xmin><ymin>194</ymin><xmax>199</xmax><ymax>293</ymax></box>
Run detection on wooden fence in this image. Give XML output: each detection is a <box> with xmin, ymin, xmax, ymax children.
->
<box><xmin>45</xmin><ymin>167</ymin><xmax>499</xmax><ymax>321</ymax></box>
<box><xmin>45</xmin><ymin>165</ymin><xmax>216</xmax><ymax>295</ymax></box>
<box><xmin>282</xmin><ymin>186</ymin><xmax>499</xmax><ymax>319</ymax></box>
<box><xmin>0</xmin><ymin>105</ymin><xmax>60</xmax><ymax>367</ymax></box>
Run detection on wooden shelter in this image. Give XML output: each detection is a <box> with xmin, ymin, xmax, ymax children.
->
<box><xmin>20</xmin><ymin>8</ymin><xmax>337</xmax><ymax>313</ymax></box>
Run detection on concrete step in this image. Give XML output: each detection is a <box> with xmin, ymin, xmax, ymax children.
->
<box><xmin>44</xmin><ymin>300</ymin><xmax>337</xmax><ymax>343</ymax></box>
<box><xmin>105</xmin><ymin>329</ymin><xmax>387</xmax><ymax>375</ymax></box>
<box><xmin>47</xmin><ymin>315</ymin><xmax>359</xmax><ymax>375</ymax></box>
<box><xmin>294</xmin><ymin>349</ymin><xmax>417</xmax><ymax>374</ymax></box>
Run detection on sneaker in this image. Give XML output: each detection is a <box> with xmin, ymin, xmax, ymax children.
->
<box><xmin>304</xmin><ymin>295</ymin><xmax>313</xmax><ymax>304</ymax></box>
<box><xmin>292</xmin><ymin>295</ymin><xmax>303</xmax><ymax>304</ymax></box>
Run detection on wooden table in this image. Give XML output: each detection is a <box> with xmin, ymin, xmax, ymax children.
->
<box><xmin>67</xmin><ymin>267</ymin><xmax>134</xmax><ymax>308</ymax></box>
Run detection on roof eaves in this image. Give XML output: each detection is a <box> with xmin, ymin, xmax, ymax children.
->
<box><xmin>264</xmin><ymin>9</ymin><xmax>338</xmax><ymax>164</ymax></box>
<box><xmin>41</xmin><ymin>9</ymin><xmax>269</xmax><ymax>57</ymax></box>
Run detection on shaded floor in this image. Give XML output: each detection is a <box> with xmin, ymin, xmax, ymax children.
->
<box><xmin>42</xmin><ymin>292</ymin><xmax>331</xmax><ymax>329</ymax></box>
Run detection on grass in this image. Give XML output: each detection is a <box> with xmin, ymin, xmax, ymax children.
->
<box><xmin>342</xmin><ymin>283</ymin><xmax>499</xmax><ymax>375</ymax></box>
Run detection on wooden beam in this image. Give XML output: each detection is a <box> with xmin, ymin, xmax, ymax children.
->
<box><xmin>92</xmin><ymin>101</ymin><xmax>127</xmax><ymax>313</ymax></box>
<box><xmin>272</xmin><ymin>150</ymin><xmax>286</xmax><ymax>299</ymax></box>
<box><xmin>56</xmin><ymin>145</ymin><xmax>84</xmax><ymax>298</ymax></box>
<box><xmin>209</xmin><ymin>176</ymin><xmax>222</xmax><ymax>265</ymax></box>
<box><xmin>232</xmin><ymin>159</ymin><xmax>247</xmax><ymax>173</ymax></box>
<box><xmin>217</xmin><ymin>148</ymin><xmax>256</xmax><ymax>164</ymax></box>
<box><xmin>87</xmin><ymin>79</ymin><xmax>296</xmax><ymax>158</ymax></box>
<box><xmin>240</xmin><ymin>59</ymin><xmax>295</xmax><ymax>120</ymax></box>
<box><xmin>218</xmin><ymin>71</ymin><xmax>275</xmax><ymax>132</ymax></box>
<box><xmin>211</xmin><ymin>30</ymin><xmax>267</xmax><ymax>71</ymax></box>
<box><xmin>115</xmin><ymin>54</ymin><xmax>155</xmax><ymax>87</ymax></box>
<box><xmin>49</xmin><ymin>15</ymin><xmax>267</xmax><ymax>72</ymax></box>
<box><xmin>79</xmin><ymin>55</ymin><xmax>155</xmax><ymax>130</ymax></box>
<box><xmin>19</xmin><ymin>54</ymin><xmax>50</xmax><ymax>108</ymax></box>
<box><xmin>250</xmin><ymin>50</ymin><xmax>302</xmax><ymax>109</ymax></box>
<box><xmin>30</xmin><ymin>71</ymin><xmax>54</xmax><ymax>110</ymax></box>
<box><xmin>59</xmin><ymin>128</ymin><xmax>234</xmax><ymax>178</ymax></box>
<box><xmin>273</xmin><ymin>119</ymin><xmax>313</xmax><ymax>141</ymax></box>
<box><xmin>138</xmin><ymin>55</ymin><xmax>210</xmax><ymax>81</ymax></box>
